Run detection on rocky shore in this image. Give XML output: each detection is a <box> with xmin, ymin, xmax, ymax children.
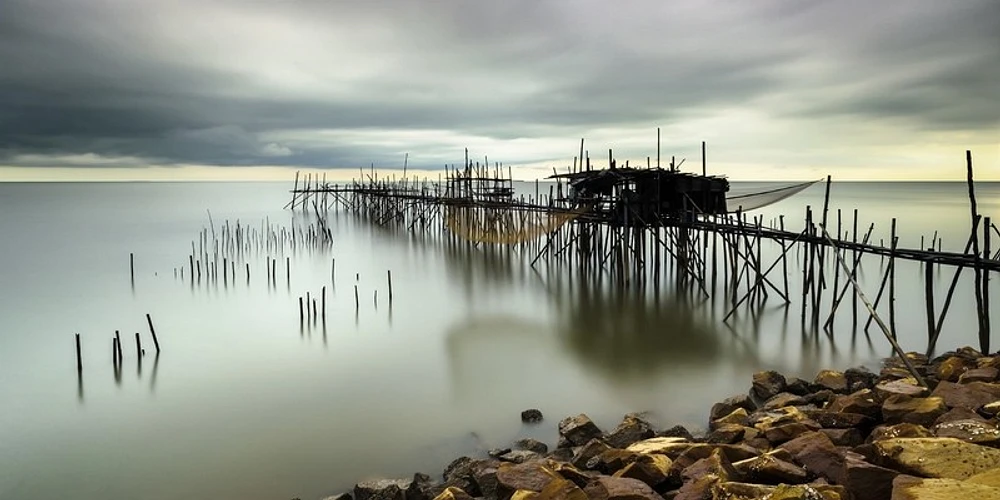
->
<box><xmin>313</xmin><ymin>346</ymin><xmax>1000</xmax><ymax>500</ymax></box>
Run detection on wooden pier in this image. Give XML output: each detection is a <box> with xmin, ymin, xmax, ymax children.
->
<box><xmin>288</xmin><ymin>143</ymin><xmax>998</xmax><ymax>355</ymax></box>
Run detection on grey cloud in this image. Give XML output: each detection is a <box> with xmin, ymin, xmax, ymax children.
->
<box><xmin>0</xmin><ymin>0</ymin><xmax>996</xmax><ymax>170</ymax></box>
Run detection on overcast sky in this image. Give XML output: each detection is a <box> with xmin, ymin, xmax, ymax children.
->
<box><xmin>0</xmin><ymin>0</ymin><xmax>997</xmax><ymax>180</ymax></box>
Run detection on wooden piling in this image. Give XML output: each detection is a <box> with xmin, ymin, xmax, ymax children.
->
<box><xmin>889</xmin><ymin>218</ymin><xmax>898</xmax><ymax>339</ymax></box>
<box><xmin>967</xmin><ymin>150</ymin><xmax>987</xmax><ymax>353</ymax></box>
<box><xmin>135</xmin><ymin>332</ymin><xmax>142</xmax><ymax>358</ymax></box>
<box><xmin>387</xmin><ymin>270</ymin><xmax>393</xmax><ymax>304</ymax></box>
<box><xmin>75</xmin><ymin>333</ymin><xmax>82</xmax><ymax>373</ymax></box>
<box><xmin>299</xmin><ymin>296</ymin><xmax>304</xmax><ymax>324</ymax></box>
<box><xmin>925</xmin><ymin>259</ymin><xmax>935</xmax><ymax>344</ymax></box>
<box><xmin>115</xmin><ymin>330</ymin><xmax>123</xmax><ymax>365</ymax></box>
<box><xmin>146</xmin><ymin>314</ymin><xmax>161</xmax><ymax>353</ymax></box>
<box><xmin>130</xmin><ymin>253</ymin><xmax>134</xmax><ymax>283</ymax></box>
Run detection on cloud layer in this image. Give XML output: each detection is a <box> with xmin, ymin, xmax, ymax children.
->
<box><xmin>0</xmin><ymin>0</ymin><xmax>997</xmax><ymax>178</ymax></box>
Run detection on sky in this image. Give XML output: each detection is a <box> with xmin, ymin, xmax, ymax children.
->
<box><xmin>0</xmin><ymin>0</ymin><xmax>997</xmax><ymax>181</ymax></box>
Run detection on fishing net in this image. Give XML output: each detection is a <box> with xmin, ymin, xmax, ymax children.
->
<box><xmin>725</xmin><ymin>179</ymin><xmax>821</xmax><ymax>212</ymax></box>
<box><xmin>445</xmin><ymin>206</ymin><xmax>584</xmax><ymax>245</ymax></box>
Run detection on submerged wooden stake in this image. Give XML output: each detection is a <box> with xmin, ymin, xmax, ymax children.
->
<box><xmin>75</xmin><ymin>333</ymin><xmax>82</xmax><ymax>373</ymax></box>
<box><xmin>135</xmin><ymin>332</ymin><xmax>142</xmax><ymax>358</ymax></box>
<box><xmin>387</xmin><ymin>270</ymin><xmax>393</xmax><ymax>304</ymax></box>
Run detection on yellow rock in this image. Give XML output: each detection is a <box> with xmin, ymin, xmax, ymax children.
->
<box><xmin>625</xmin><ymin>437</ymin><xmax>690</xmax><ymax>455</ymax></box>
<box><xmin>875</xmin><ymin>438</ymin><xmax>1000</xmax><ymax>480</ymax></box>
<box><xmin>892</xmin><ymin>475</ymin><xmax>1000</xmax><ymax>500</ymax></box>
<box><xmin>711</xmin><ymin>407</ymin><xmax>749</xmax><ymax>430</ymax></box>
<box><xmin>967</xmin><ymin>468</ymin><xmax>1000</xmax><ymax>488</ymax></box>
<box><xmin>535</xmin><ymin>477</ymin><xmax>588</xmax><ymax>500</ymax></box>
<box><xmin>511</xmin><ymin>490</ymin><xmax>539</xmax><ymax>500</ymax></box>
<box><xmin>432</xmin><ymin>487</ymin><xmax>474</xmax><ymax>500</ymax></box>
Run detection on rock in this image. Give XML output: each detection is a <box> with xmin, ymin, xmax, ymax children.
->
<box><xmin>585</xmin><ymin>449</ymin><xmax>641</xmax><ymax>475</ymax></box>
<box><xmin>841</xmin><ymin>453</ymin><xmax>898</xmax><ymax>500</ymax></box>
<box><xmin>521</xmin><ymin>409</ymin><xmax>543</xmax><ymax>423</ymax></box>
<box><xmin>500</xmin><ymin>450</ymin><xmax>543</xmax><ymax>464</ymax></box>
<box><xmin>555</xmin><ymin>437</ymin><xmax>572</xmax><ymax>450</ymax></box>
<box><xmin>960</xmin><ymin>367</ymin><xmax>999</xmax><ymax>384</ymax></box>
<box><xmin>625</xmin><ymin>437</ymin><xmax>691</xmax><ymax>457</ymax></box>
<box><xmin>674</xmin><ymin>474</ymin><xmax>720</xmax><ymax>500</ymax></box>
<box><xmin>934</xmin><ymin>407</ymin><xmax>986</xmax><ymax>425</ymax></box>
<box><xmin>710</xmin><ymin>394</ymin><xmax>757</xmax><ymax>422</ymax></box>
<box><xmin>496</xmin><ymin>462</ymin><xmax>559</xmax><ymax>498</ymax></box>
<box><xmin>968</xmin><ymin>468</ymin><xmax>1000</xmax><ymax>488</ymax></box>
<box><xmin>490</xmin><ymin>448</ymin><xmax>513</xmax><ymax>459</ymax></box>
<box><xmin>803</xmin><ymin>410</ymin><xmax>874</xmax><ymax>430</ymax></box>
<box><xmin>604</xmin><ymin>413</ymin><xmax>655</xmax><ymax>449</ymax></box>
<box><xmin>875</xmin><ymin>378</ymin><xmax>929</xmax><ymax>400</ymax></box>
<box><xmin>354</xmin><ymin>479</ymin><xmax>410</xmax><ymax>500</ymax></box>
<box><xmin>936</xmin><ymin>356</ymin><xmax>973</xmax><ymax>382</ymax></box>
<box><xmin>881</xmin><ymin>395</ymin><xmax>948</xmax><ymax>427</ymax></box>
<box><xmin>657</xmin><ymin>425</ymin><xmax>696</xmax><ymax>442</ymax></box>
<box><xmin>582</xmin><ymin>476</ymin><xmax>661</xmax><ymax>500</ymax></box>
<box><xmin>668</xmin><ymin>444</ymin><xmax>759</xmax><ymax>483</ymax></box>
<box><xmin>571</xmin><ymin>439</ymin><xmax>611</xmax><ymax>469</ymax></box>
<box><xmin>932</xmin><ymin>381</ymin><xmax>1000</xmax><ymax>410</ymax></box>
<box><xmin>612</xmin><ymin>454</ymin><xmax>672</xmax><ymax>488</ymax></box>
<box><xmin>815</xmin><ymin>370</ymin><xmax>849</xmax><ymax>393</ymax></box>
<box><xmin>711</xmin><ymin>482</ymin><xmax>846</xmax><ymax>500</ymax></box>
<box><xmin>705</xmin><ymin>424</ymin><xmax>747</xmax><ymax>444</ymax></box>
<box><xmin>546</xmin><ymin>448</ymin><xmax>574</xmax><ymax>463</ymax></box>
<box><xmin>514</xmin><ymin>439</ymin><xmax>548</xmax><ymax>454</ymax></box>
<box><xmin>779</xmin><ymin>431</ymin><xmax>847</xmax><ymax>484</ymax></box>
<box><xmin>443</xmin><ymin>458</ymin><xmax>499</xmax><ymax>497</ymax></box>
<box><xmin>764</xmin><ymin>421</ymin><xmax>823</xmax><ymax>445</ymax></box>
<box><xmin>532</xmin><ymin>476</ymin><xmax>588</xmax><ymax>500</ymax></box>
<box><xmin>407</xmin><ymin>473</ymin><xmax>445</xmax><ymax>500</ymax></box>
<box><xmin>679</xmin><ymin>448</ymin><xmax>740</xmax><ymax>484</ymax></box>
<box><xmin>933</xmin><ymin>419</ymin><xmax>1000</xmax><ymax>446</ymax></box>
<box><xmin>891</xmin><ymin>474</ymin><xmax>1000</xmax><ymax>500</ymax></box>
<box><xmin>868</xmin><ymin>424</ymin><xmax>935</xmax><ymax>442</ymax></box>
<box><xmin>444</xmin><ymin>457</ymin><xmax>475</xmax><ymax>482</ymax></box>
<box><xmin>785</xmin><ymin>377</ymin><xmax>814</xmax><ymax>396</ymax></box>
<box><xmin>874</xmin><ymin>437</ymin><xmax>1000</xmax><ymax>480</ymax></box>
<box><xmin>558</xmin><ymin>414</ymin><xmax>603</xmax><ymax>447</ymax></box>
<box><xmin>431</xmin><ymin>487</ymin><xmax>475</xmax><ymax>500</ymax></box>
<box><xmin>828</xmin><ymin>389</ymin><xmax>881</xmax><ymax>418</ymax></box>
<box><xmin>752</xmin><ymin>370</ymin><xmax>788</xmax><ymax>401</ymax></box>
<box><xmin>820</xmin><ymin>428</ymin><xmax>864</xmax><ymax>447</ymax></box>
<box><xmin>710</xmin><ymin>407</ymin><xmax>749</xmax><ymax>430</ymax></box>
<box><xmin>804</xmin><ymin>389</ymin><xmax>838</xmax><ymax>406</ymax></box>
<box><xmin>509</xmin><ymin>491</ymin><xmax>537</xmax><ymax>500</ymax></box>
<box><xmin>472</xmin><ymin>466</ymin><xmax>502</xmax><ymax>500</ymax></box>
<box><xmin>981</xmin><ymin>401</ymin><xmax>1000</xmax><ymax>419</ymax></box>
<box><xmin>846</xmin><ymin>366</ymin><xmax>879</xmax><ymax>390</ymax></box>
<box><xmin>763</xmin><ymin>392</ymin><xmax>810</xmax><ymax>410</ymax></box>
<box><xmin>732</xmin><ymin>453</ymin><xmax>810</xmax><ymax>484</ymax></box>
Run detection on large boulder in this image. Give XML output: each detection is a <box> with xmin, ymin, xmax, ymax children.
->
<box><xmin>932</xmin><ymin>419</ymin><xmax>1000</xmax><ymax>446</ymax></box>
<box><xmin>431</xmin><ymin>487</ymin><xmax>475</xmax><ymax>500</ymax></box>
<box><xmin>604</xmin><ymin>413</ymin><xmax>655</xmax><ymax>449</ymax></box>
<box><xmin>874</xmin><ymin>378</ymin><xmax>929</xmax><ymax>400</ymax></box>
<box><xmin>625</xmin><ymin>437</ymin><xmax>691</xmax><ymax>457</ymax></box>
<box><xmin>868</xmin><ymin>424</ymin><xmax>934</xmax><ymax>442</ymax></box>
<box><xmin>762</xmin><ymin>392</ymin><xmax>810</xmax><ymax>410</ymax></box>
<box><xmin>570</xmin><ymin>439</ymin><xmax>611</xmax><ymax>469</ymax></box>
<box><xmin>891</xmin><ymin>474</ymin><xmax>1000</xmax><ymax>500</ymax></box>
<box><xmin>612</xmin><ymin>454</ymin><xmax>672</xmax><ymax>488</ymax></box>
<box><xmin>496</xmin><ymin>462</ymin><xmax>559</xmax><ymax>499</ymax></box>
<box><xmin>779</xmin><ymin>431</ymin><xmax>847</xmax><ymax>484</ymax></box>
<box><xmin>558</xmin><ymin>414</ymin><xmax>603</xmax><ymax>447</ymax></box>
<box><xmin>581</xmin><ymin>476</ymin><xmax>661</xmax><ymax>500</ymax></box>
<box><xmin>821</xmin><ymin>428</ymin><xmax>865</xmax><ymax>447</ymax></box>
<box><xmin>935</xmin><ymin>356</ymin><xmax>974</xmax><ymax>382</ymax></box>
<box><xmin>752</xmin><ymin>370</ymin><xmax>788</xmax><ymax>401</ymax></box>
<box><xmin>710</xmin><ymin>407</ymin><xmax>749</xmax><ymax>431</ymax></box>
<box><xmin>533</xmin><ymin>476</ymin><xmax>588</xmax><ymax>500</ymax></box>
<box><xmin>959</xmin><ymin>367</ymin><xmax>999</xmax><ymax>384</ymax></box>
<box><xmin>521</xmin><ymin>409</ymin><xmax>544</xmax><ymax>424</ymax></box>
<box><xmin>803</xmin><ymin>410</ymin><xmax>874</xmax><ymax>430</ymax></box>
<box><xmin>934</xmin><ymin>407</ymin><xmax>987</xmax><ymax>425</ymax></box>
<box><xmin>841</xmin><ymin>452</ymin><xmax>898</xmax><ymax>500</ymax></box>
<box><xmin>874</xmin><ymin>437</ymin><xmax>1000</xmax><ymax>480</ymax></box>
<box><xmin>827</xmin><ymin>389</ymin><xmax>881</xmax><ymax>419</ymax></box>
<box><xmin>932</xmin><ymin>381</ymin><xmax>1000</xmax><ymax>410</ymax></box>
<box><xmin>656</xmin><ymin>425</ymin><xmax>696</xmax><ymax>441</ymax></box>
<box><xmin>514</xmin><ymin>439</ymin><xmax>548</xmax><ymax>454</ymax></box>
<box><xmin>710</xmin><ymin>394</ymin><xmax>757</xmax><ymax>422</ymax></box>
<box><xmin>846</xmin><ymin>366</ymin><xmax>879</xmax><ymax>391</ymax></box>
<box><xmin>711</xmin><ymin>482</ymin><xmax>846</xmax><ymax>500</ymax></box>
<box><xmin>408</xmin><ymin>473</ymin><xmax>446</xmax><ymax>500</ymax></box>
<box><xmin>732</xmin><ymin>452</ymin><xmax>810</xmax><ymax>485</ymax></box>
<box><xmin>585</xmin><ymin>449</ymin><xmax>641</xmax><ymax>475</ymax></box>
<box><xmin>881</xmin><ymin>395</ymin><xmax>948</xmax><ymax>427</ymax></box>
<box><xmin>814</xmin><ymin>370</ymin><xmax>849</xmax><ymax>393</ymax></box>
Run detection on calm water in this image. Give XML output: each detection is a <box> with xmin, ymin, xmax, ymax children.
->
<box><xmin>0</xmin><ymin>180</ymin><xmax>998</xmax><ymax>500</ymax></box>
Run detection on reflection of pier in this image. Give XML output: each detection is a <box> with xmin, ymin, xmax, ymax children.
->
<box><xmin>293</xmin><ymin>143</ymin><xmax>997</xmax><ymax>354</ymax></box>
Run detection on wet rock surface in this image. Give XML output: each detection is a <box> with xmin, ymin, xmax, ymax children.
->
<box><xmin>325</xmin><ymin>348</ymin><xmax>1000</xmax><ymax>500</ymax></box>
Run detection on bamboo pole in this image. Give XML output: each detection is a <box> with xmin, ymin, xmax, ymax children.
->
<box><xmin>146</xmin><ymin>314</ymin><xmax>160</xmax><ymax>353</ymax></box>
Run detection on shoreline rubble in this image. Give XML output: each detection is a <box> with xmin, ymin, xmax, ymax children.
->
<box><xmin>308</xmin><ymin>346</ymin><xmax>1000</xmax><ymax>500</ymax></box>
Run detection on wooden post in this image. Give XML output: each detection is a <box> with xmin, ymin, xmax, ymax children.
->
<box><xmin>984</xmin><ymin>215</ymin><xmax>992</xmax><ymax>350</ymax></box>
<box><xmin>146</xmin><ymin>314</ymin><xmax>160</xmax><ymax>353</ymax></box>
<box><xmin>286</xmin><ymin>257</ymin><xmax>290</xmax><ymax>286</ymax></box>
<box><xmin>322</xmin><ymin>286</ymin><xmax>327</xmax><ymax>320</ymax></box>
<box><xmin>925</xmin><ymin>259</ymin><xmax>935</xmax><ymax>345</ymax></box>
<box><xmin>115</xmin><ymin>330</ymin><xmax>123</xmax><ymax>365</ymax></box>
<box><xmin>889</xmin><ymin>219</ymin><xmax>898</xmax><ymax>339</ymax></box>
<box><xmin>967</xmin><ymin>150</ymin><xmax>987</xmax><ymax>353</ymax></box>
<box><xmin>299</xmin><ymin>296</ymin><xmax>304</xmax><ymax>324</ymax></box>
<box><xmin>701</xmin><ymin>141</ymin><xmax>706</xmax><ymax>177</ymax></box>
<box><xmin>75</xmin><ymin>333</ymin><xmax>82</xmax><ymax>373</ymax></box>
<box><xmin>130</xmin><ymin>253</ymin><xmax>135</xmax><ymax>283</ymax></box>
<box><xmin>135</xmin><ymin>332</ymin><xmax>142</xmax><ymax>358</ymax></box>
<box><xmin>387</xmin><ymin>270</ymin><xmax>393</xmax><ymax>304</ymax></box>
<box><xmin>354</xmin><ymin>285</ymin><xmax>359</xmax><ymax>311</ymax></box>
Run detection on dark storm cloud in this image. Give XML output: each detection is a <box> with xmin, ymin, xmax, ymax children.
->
<box><xmin>0</xmin><ymin>0</ymin><xmax>996</xmax><ymax>170</ymax></box>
